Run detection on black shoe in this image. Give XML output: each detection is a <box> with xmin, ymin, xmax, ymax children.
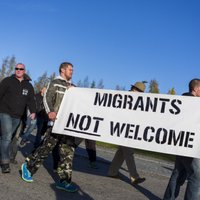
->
<box><xmin>2</xmin><ymin>164</ymin><xmax>11</xmax><ymax>173</ymax></box>
<box><xmin>131</xmin><ymin>177</ymin><xmax>146</xmax><ymax>185</ymax></box>
<box><xmin>107</xmin><ymin>174</ymin><xmax>120</xmax><ymax>179</ymax></box>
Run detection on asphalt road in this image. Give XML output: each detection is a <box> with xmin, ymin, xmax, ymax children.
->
<box><xmin>0</xmin><ymin>140</ymin><xmax>186</xmax><ymax>200</ymax></box>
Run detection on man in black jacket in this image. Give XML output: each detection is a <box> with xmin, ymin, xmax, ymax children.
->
<box><xmin>163</xmin><ymin>78</ymin><xmax>200</xmax><ymax>200</ymax></box>
<box><xmin>0</xmin><ymin>63</ymin><xmax>36</xmax><ymax>173</ymax></box>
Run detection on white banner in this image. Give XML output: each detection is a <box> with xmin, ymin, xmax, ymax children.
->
<box><xmin>53</xmin><ymin>87</ymin><xmax>200</xmax><ymax>158</ymax></box>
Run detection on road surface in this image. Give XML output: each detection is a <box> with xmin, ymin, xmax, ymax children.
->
<box><xmin>0</xmin><ymin>139</ymin><xmax>186</xmax><ymax>200</ymax></box>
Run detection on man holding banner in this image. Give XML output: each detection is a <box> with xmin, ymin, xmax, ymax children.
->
<box><xmin>107</xmin><ymin>81</ymin><xmax>146</xmax><ymax>185</ymax></box>
<box><xmin>20</xmin><ymin>62</ymin><xmax>78</xmax><ymax>193</ymax></box>
<box><xmin>163</xmin><ymin>78</ymin><xmax>200</xmax><ymax>200</ymax></box>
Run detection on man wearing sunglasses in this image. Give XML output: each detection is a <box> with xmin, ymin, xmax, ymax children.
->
<box><xmin>0</xmin><ymin>63</ymin><xmax>36</xmax><ymax>173</ymax></box>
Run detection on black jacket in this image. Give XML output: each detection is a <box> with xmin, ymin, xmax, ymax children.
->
<box><xmin>35</xmin><ymin>92</ymin><xmax>44</xmax><ymax>113</ymax></box>
<box><xmin>0</xmin><ymin>74</ymin><xmax>36</xmax><ymax>118</ymax></box>
<box><xmin>182</xmin><ymin>92</ymin><xmax>194</xmax><ymax>96</ymax></box>
<box><xmin>35</xmin><ymin>92</ymin><xmax>48</xmax><ymax>120</ymax></box>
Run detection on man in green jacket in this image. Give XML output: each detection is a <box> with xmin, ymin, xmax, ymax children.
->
<box><xmin>21</xmin><ymin>62</ymin><xmax>78</xmax><ymax>192</ymax></box>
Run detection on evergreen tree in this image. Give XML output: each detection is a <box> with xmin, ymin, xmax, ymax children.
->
<box><xmin>168</xmin><ymin>87</ymin><xmax>176</xmax><ymax>95</ymax></box>
<box><xmin>149</xmin><ymin>79</ymin><xmax>159</xmax><ymax>93</ymax></box>
<box><xmin>76</xmin><ymin>76</ymin><xmax>104</xmax><ymax>89</ymax></box>
<box><xmin>76</xmin><ymin>80</ymin><xmax>82</xmax><ymax>87</ymax></box>
<box><xmin>90</xmin><ymin>80</ymin><xmax>96</xmax><ymax>88</ymax></box>
<box><xmin>115</xmin><ymin>85</ymin><xmax>126</xmax><ymax>91</ymax></box>
<box><xmin>97</xmin><ymin>79</ymin><xmax>104</xmax><ymax>89</ymax></box>
<box><xmin>83</xmin><ymin>76</ymin><xmax>90</xmax><ymax>88</ymax></box>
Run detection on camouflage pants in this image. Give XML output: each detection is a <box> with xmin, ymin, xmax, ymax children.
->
<box><xmin>26</xmin><ymin>129</ymin><xmax>75</xmax><ymax>183</ymax></box>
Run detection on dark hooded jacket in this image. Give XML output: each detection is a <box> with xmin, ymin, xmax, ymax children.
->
<box><xmin>182</xmin><ymin>92</ymin><xmax>194</xmax><ymax>97</ymax></box>
<box><xmin>0</xmin><ymin>74</ymin><xmax>36</xmax><ymax>118</ymax></box>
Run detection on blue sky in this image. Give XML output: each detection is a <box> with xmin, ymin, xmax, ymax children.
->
<box><xmin>0</xmin><ymin>0</ymin><xmax>200</xmax><ymax>94</ymax></box>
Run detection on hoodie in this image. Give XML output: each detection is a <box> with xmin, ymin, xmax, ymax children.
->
<box><xmin>0</xmin><ymin>74</ymin><xmax>36</xmax><ymax>118</ymax></box>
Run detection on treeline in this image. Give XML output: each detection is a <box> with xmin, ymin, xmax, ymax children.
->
<box><xmin>0</xmin><ymin>56</ymin><xmax>176</xmax><ymax>94</ymax></box>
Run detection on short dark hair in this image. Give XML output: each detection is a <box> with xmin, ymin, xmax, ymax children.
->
<box><xmin>16</xmin><ymin>63</ymin><xmax>25</xmax><ymax>69</ymax></box>
<box><xmin>189</xmin><ymin>78</ymin><xmax>200</xmax><ymax>92</ymax></box>
<box><xmin>59</xmin><ymin>62</ymin><xmax>73</xmax><ymax>74</ymax></box>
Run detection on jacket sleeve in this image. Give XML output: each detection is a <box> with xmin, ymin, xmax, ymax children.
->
<box><xmin>27</xmin><ymin>85</ymin><xmax>36</xmax><ymax>114</ymax></box>
<box><xmin>43</xmin><ymin>81</ymin><xmax>56</xmax><ymax>113</ymax></box>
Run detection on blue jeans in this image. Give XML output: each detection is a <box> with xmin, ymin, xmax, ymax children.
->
<box><xmin>21</xmin><ymin>117</ymin><xmax>36</xmax><ymax>141</ymax></box>
<box><xmin>0</xmin><ymin>113</ymin><xmax>20</xmax><ymax>164</ymax></box>
<box><xmin>34</xmin><ymin>115</ymin><xmax>48</xmax><ymax>147</ymax></box>
<box><xmin>163</xmin><ymin>156</ymin><xmax>200</xmax><ymax>200</ymax></box>
<box><xmin>10</xmin><ymin>121</ymin><xmax>23</xmax><ymax>160</ymax></box>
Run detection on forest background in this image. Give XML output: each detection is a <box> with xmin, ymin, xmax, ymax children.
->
<box><xmin>0</xmin><ymin>56</ymin><xmax>176</xmax><ymax>95</ymax></box>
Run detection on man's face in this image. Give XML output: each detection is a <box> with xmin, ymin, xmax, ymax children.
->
<box><xmin>194</xmin><ymin>85</ymin><xmax>200</xmax><ymax>97</ymax></box>
<box><xmin>64</xmin><ymin>65</ymin><xmax>73</xmax><ymax>80</ymax></box>
<box><xmin>15</xmin><ymin>64</ymin><xmax>26</xmax><ymax>79</ymax></box>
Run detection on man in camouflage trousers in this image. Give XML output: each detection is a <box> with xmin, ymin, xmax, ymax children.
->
<box><xmin>21</xmin><ymin>62</ymin><xmax>78</xmax><ymax>192</ymax></box>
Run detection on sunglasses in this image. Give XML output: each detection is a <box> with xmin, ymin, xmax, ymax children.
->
<box><xmin>15</xmin><ymin>68</ymin><xmax>25</xmax><ymax>71</ymax></box>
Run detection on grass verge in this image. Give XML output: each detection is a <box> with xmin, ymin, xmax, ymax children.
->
<box><xmin>96</xmin><ymin>141</ymin><xmax>175</xmax><ymax>162</ymax></box>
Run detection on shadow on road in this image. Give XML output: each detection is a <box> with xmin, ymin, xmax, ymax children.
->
<box><xmin>50</xmin><ymin>183</ymin><xmax>94</xmax><ymax>200</ymax></box>
<box><xmin>19</xmin><ymin>142</ymin><xmax>95</xmax><ymax>200</ymax></box>
<box><xmin>163</xmin><ymin>166</ymin><xmax>173</xmax><ymax>172</ymax></box>
<box><xmin>19</xmin><ymin>138</ymin><xmax>162</xmax><ymax>200</ymax></box>
<box><xmin>133</xmin><ymin>184</ymin><xmax>162</xmax><ymax>200</ymax></box>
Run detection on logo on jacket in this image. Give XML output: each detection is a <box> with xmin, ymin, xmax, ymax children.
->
<box><xmin>22</xmin><ymin>89</ymin><xmax>28</xmax><ymax>95</ymax></box>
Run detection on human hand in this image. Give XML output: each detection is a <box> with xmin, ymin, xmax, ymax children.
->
<box><xmin>48</xmin><ymin>112</ymin><xmax>57</xmax><ymax>121</ymax></box>
<box><xmin>29</xmin><ymin>113</ymin><xmax>36</xmax><ymax>120</ymax></box>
